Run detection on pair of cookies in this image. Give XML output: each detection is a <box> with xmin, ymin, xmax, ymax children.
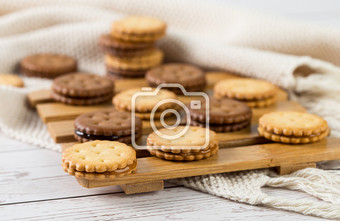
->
<box><xmin>147</xmin><ymin>126</ymin><xmax>219</xmax><ymax>161</ymax></box>
<box><xmin>258</xmin><ymin>111</ymin><xmax>329</xmax><ymax>144</ymax></box>
<box><xmin>146</xmin><ymin>63</ymin><xmax>207</xmax><ymax>94</ymax></box>
<box><xmin>20</xmin><ymin>53</ymin><xmax>77</xmax><ymax>79</ymax></box>
<box><xmin>113</xmin><ymin>87</ymin><xmax>177</xmax><ymax>120</ymax></box>
<box><xmin>74</xmin><ymin>109</ymin><xmax>142</xmax><ymax>144</ymax></box>
<box><xmin>189</xmin><ymin>98</ymin><xmax>252</xmax><ymax>133</ymax></box>
<box><xmin>62</xmin><ymin>140</ymin><xmax>137</xmax><ymax>180</ymax></box>
<box><xmin>0</xmin><ymin>74</ymin><xmax>24</xmax><ymax>88</ymax></box>
<box><xmin>52</xmin><ymin>73</ymin><xmax>114</xmax><ymax>105</ymax></box>
<box><xmin>100</xmin><ymin>16</ymin><xmax>166</xmax><ymax>79</ymax></box>
<box><xmin>214</xmin><ymin>78</ymin><xmax>277</xmax><ymax>108</ymax></box>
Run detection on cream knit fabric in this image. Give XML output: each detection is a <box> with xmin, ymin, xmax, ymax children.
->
<box><xmin>1</xmin><ymin>0</ymin><xmax>340</xmax><ymax>219</ymax></box>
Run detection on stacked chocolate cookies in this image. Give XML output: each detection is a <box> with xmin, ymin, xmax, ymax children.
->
<box><xmin>258</xmin><ymin>111</ymin><xmax>329</xmax><ymax>144</ymax></box>
<box><xmin>20</xmin><ymin>53</ymin><xmax>77</xmax><ymax>79</ymax></box>
<box><xmin>147</xmin><ymin>126</ymin><xmax>219</xmax><ymax>161</ymax></box>
<box><xmin>188</xmin><ymin>98</ymin><xmax>252</xmax><ymax>132</ymax></box>
<box><xmin>74</xmin><ymin>109</ymin><xmax>142</xmax><ymax>144</ymax></box>
<box><xmin>214</xmin><ymin>78</ymin><xmax>278</xmax><ymax>108</ymax></box>
<box><xmin>146</xmin><ymin>63</ymin><xmax>207</xmax><ymax>94</ymax></box>
<box><xmin>99</xmin><ymin>16</ymin><xmax>166</xmax><ymax>79</ymax></box>
<box><xmin>52</xmin><ymin>73</ymin><xmax>114</xmax><ymax>105</ymax></box>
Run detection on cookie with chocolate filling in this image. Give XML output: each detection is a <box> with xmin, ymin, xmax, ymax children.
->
<box><xmin>74</xmin><ymin>109</ymin><xmax>142</xmax><ymax>144</ymax></box>
<box><xmin>145</xmin><ymin>63</ymin><xmax>207</xmax><ymax>94</ymax></box>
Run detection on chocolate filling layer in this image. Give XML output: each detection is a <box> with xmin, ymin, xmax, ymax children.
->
<box><xmin>75</xmin><ymin>130</ymin><xmax>130</xmax><ymax>141</ymax></box>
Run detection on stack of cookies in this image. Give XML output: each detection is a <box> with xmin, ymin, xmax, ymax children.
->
<box><xmin>214</xmin><ymin>78</ymin><xmax>277</xmax><ymax>108</ymax></box>
<box><xmin>147</xmin><ymin>126</ymin><xmax>218</xmax><ymax>161</ymax></box>
<box><xmin>188</xmin><ymin>98</ymin><xmax>252</xmax><ymax>132</ymax></box>
<box><xmin>258</xmin><ymin>111</ymin><xmax>329</xmax><ymax>144</ymax></box>
<box><xmin>74</xmin><ymin>109</ymin><xmax>142</xmax><ymax>144</ymax></box>
<box><xmin>52</xmin><ymin>73</ymin><xmax>114</xmax><ymax>105</ymax></box>
<box><xmin>99</xmin><ymin>16</ymin><xmax>166</xmax><ymax>79</ymax></box>
<box><xmin>62</xmin><ymin>141</ymin><xmax>137</xmax><ymax>180</ymax></box>
<box><xmin>113</xmin><ymin>87</ymin><xmax>177</xmax><ymax>120</ymax></box>
<box><xmin>146</xmin><ymin>63</ymin><xmax>207</xmax><ymax>94</ymax></box>
<box><xmin>20</xmin><ymin>53</ymin><xmax>77</xmax><ymax>79</ymax></box>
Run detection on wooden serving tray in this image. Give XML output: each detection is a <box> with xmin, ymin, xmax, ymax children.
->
<box><xmin>63</xmin><ymin>138</ymin><xmax>340</xmax><ymax>194</ymax></box>
<box><xmin>27</xmin><ymin>72</ymin><xmax>340</xmax><ymax>194</ymax></box>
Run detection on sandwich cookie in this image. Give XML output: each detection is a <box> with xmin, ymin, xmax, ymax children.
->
<box><xmin>188</xmin><ymin>98</ymin><xmax>252</xmax><ymax>132</ymax></box>
<box><xmin>74</xmin><ymin>109</ymin><xmax>142</xmax><ymax>143</ymax></box>
<box><xmin>113</xmin><ymin>87</ymin><xmax>177</xmax><ymax>120</ymax></box>
<box><xmin>105</xmin><ymin>48</ymin><xmax>163</xmax><ymax>79</ymax></box>
<box><xmin>214</xmin><ymin>78</ymin><xmax>277</xmax><ymax>108</ymax></box>
<box><xmin>111</xmin><ymin>16</ymin><xmax>166</xmax><ymax>43</ymax></box>
<box><xmin>20</xmin><ymin>53</ymin><xmax>77</xmax><ymax>79</ymax></box>
<box><xmin>147</xmin><ymin>126</ymin><xmax>218</xmax><ymax>161</ymax></box>
<box><xmin>52</xmin><ymin>73</ymin><xmax>114</xmax><ymax>105</ymax></box>
<box><xmin>258</xmin><ymin>111</ymin><xmax>329</xmax><ymax>144</ymax></box>
<box><xmin>146</xmin><ymin>63</ymin><xmax>206</xmax><ymax>94</ymax></box>
<box><xmin>62</xmin><ymin>140</ymin><xmax>137</xmax><ymax>180</ymax></box>
<box><xmin>99</xmin><ymin>34</ymin><xmax>154</xmax><ymax>57</ymax></box>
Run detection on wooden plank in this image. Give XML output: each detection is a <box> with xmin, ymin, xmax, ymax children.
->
<box><xmin>27</xmin><ymin>89</ymin><xmax>53</xmax><ymax>107</ymax></box>
<box><xmin>37</xmin><ymin>103</ymin><xmax>112</xmax><ymax>123</ymax></box>
<box><xmin>75</xmin><ymin>137</ymin><xmax>340</xmax><ymax>188</ymax></box>
<box><xmin>120</xmin><ymin>180</ymin><xmax>164</xmax><ymax>194</ymax></box>
<box><xmin>277</xmin><ymin>162</ymin><xmax>316</xmax><ymax>175</ymax></box>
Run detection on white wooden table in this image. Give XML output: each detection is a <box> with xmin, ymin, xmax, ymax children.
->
<box><xmin>1</xmin><ymin>0</ymin><xmax>339</xmax><ymax>220</ymax></box>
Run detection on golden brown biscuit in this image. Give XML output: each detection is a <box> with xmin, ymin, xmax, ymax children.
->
<box><xmin>62</xmin><ymin>141</ymin><xmax>136</xmax><ymax>173</ymax></box>
<box><xmin>111</xmin><ymin>16</ymin><xmax>166</xmax><ymax>42</ymax></box>
<box><xmin>259</xmin><ymin>111</ymin><xmax>328</xmax><ymax>136</ymax></box>
<box><xmin>105</xmin><ymin>48</ymin><xmax>163</xmax><ymax>71</ymax></box>
<box><xmin>214</xmin><ymin>78</ymin><xmax>277</xmax><ymax>100</ymax></box>
<box><xmin>147</xmin><ymin>126</ymin><xmax>218</xmax><ymax>154</ymax></box>
<box><xmin>113</xmin><ymin>87</ymin><xmax>177</xmax><ymax>113</ymax></box>
<box><xmin>0</xmin><ymin>74</ymin><xmax>24</xmax><ymax>87</ymax></box>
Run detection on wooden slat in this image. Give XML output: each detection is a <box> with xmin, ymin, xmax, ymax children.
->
<box><xmin>37</xmin><ymin>103</ymin><xmax>112</xmax><ymax>123</ymax></box>
<box><xmin>120</xmin><ymin>180</ymin><xmax>164</xmax><ymax>194</ymax></box>
<box><xmin>277</xmin><ymin>162</ymin><xmax>316</xmax><ymax>175</ymax></box>
<box><xmin>27</xmin><ymin>89</ymin><xmax>53</xmax><ymax>107</ymax></box>
<box><xmin>75</xmin><ymin>137</ymin><xmax>340</xmax><ymax>188</ymax></box>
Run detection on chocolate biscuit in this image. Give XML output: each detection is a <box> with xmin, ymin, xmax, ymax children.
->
<box><xmin>74</xmin><ymin>109</ymin><xmax>142</xmax><ymax>144</ymax></box>
<box><xmin>20</xmin><ymin>53</ymin><xmax>77</xmax><ymax>79</ymax></box>
<box><xmin>145</xmin><ymin>63</ymin><xmax>206</xmax><ymax>94</ymax></box>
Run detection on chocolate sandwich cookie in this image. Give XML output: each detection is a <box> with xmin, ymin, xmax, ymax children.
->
<box><xmin>52</xmin><ymin>73</ymin><xmax>114</xmax><ymax>105</ymax></box>
<box><xmin>99</xmin><ymin>34</ymin><xmax>154</xmax><ymax>57</ymax></box>
<box><xmin>188</xmin><ymin>98</ymin><xmax>252</xmax><ymax>133</ymax></box>
<box><xmin>74</xmin><ymin>109</ymin><xmax>142</xmax><ymax>144</ymax></box>
<box><xmin>20</xmin><ymin>53</ymin><xmax>77</xmax><ymax>79</ymax></box>
<box><xmin>146</xmin><ymin>63</ymin><xmax>207</xmax><ymax>94</ymax></box>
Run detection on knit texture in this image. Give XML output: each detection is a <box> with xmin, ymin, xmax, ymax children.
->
<box><xmin>1</xmin><ymin>1</ymin><xmax>340</xmax><ymax>219</ymax></box>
